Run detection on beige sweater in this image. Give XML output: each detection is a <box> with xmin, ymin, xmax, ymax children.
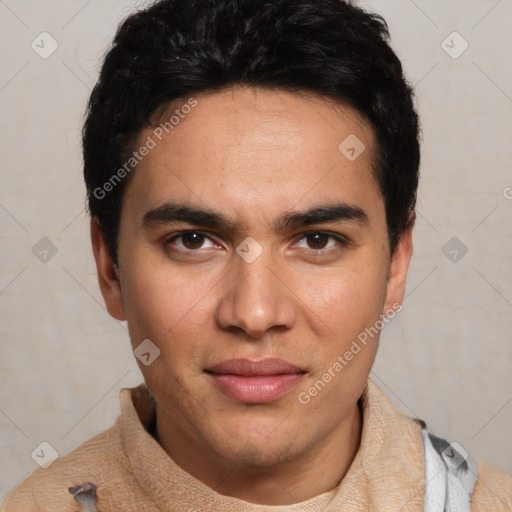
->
<box><xmin>2</xmin><ymin>379</ymin><xmax>511</xmax><ymax>511</ymax></box>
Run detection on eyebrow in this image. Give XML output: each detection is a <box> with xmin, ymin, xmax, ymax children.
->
<box><xmin>142</xmin><ymin>201</ymin><xmax>369</xmax><ymax>232</ymax></box>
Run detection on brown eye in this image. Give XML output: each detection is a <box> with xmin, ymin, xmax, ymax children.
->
<box><xmin>306</xmin><ymin>232</ymin><xmax>329</xmax><ymax>249</ymax></box>
<box><xmin>181</xmin><ymin>232</ymin><xmax>205</xmax><ymax>250</ymax></box>
<box><xmin>294</xmin><ymin>231</ymin><xmax>349</xmax><ymax>255</ymax></box>
<box><xmin>165</xmin><ymin>231</ymin><xmax>221</xmax><ymax>254</ymax></box>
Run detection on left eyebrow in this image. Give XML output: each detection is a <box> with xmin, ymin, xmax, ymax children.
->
<box><xmin>274</xmin><ymin>203</ymin><xmax>370</xmax><ymax>232</ymax></box>
<box><xmin>141</xmin><ymin>201</ymin><xmax>370</xmax><ymax>233</ymax></box>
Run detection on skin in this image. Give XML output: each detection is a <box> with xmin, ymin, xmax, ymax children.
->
<box><xmin>91</xmin><ymin>87</ymin><xmax>414</xmax><ymax>505</ymax></box>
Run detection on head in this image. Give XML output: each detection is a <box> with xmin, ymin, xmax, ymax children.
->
<box><xmin>86</xmin><ymin>0</ymin><xmax>419</xmax><ymax>475</ymax></box>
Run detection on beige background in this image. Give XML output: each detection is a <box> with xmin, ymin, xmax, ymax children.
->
<box><xmin>1</xmin><ymin>0</ymin><xmax>511</xmax><ymax>499</ymax></box>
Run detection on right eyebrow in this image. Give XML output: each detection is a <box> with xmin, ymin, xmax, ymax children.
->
<box><xmin>142</xmin><ymin>202</ymin><xmax>238</xmax><ymax>231</ymax></box>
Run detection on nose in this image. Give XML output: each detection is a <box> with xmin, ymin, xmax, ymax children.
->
<box><xmin>215</xmin><ymin>251</ymin><xmax>297</xmax><ymax>339</ymax></box>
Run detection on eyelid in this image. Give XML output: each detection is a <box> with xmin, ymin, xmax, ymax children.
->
<box><xmin>164</xmin><ymin>229</ymin><xmax>351</xmax><ymax>253</ymax></box>
<box><xmin>292</xmin><ymin>230</ymin><xmax>352</xmax><ymax>251</ymax></box>
<box><xmin>165</xmin><ymin>230</ymin><xmax>224</xmax><ymax>251</ymax></box>
<box><xmin>293</xmin><ymin>229</ymin><xmax>350</xmax><ymax>243</ymax></box>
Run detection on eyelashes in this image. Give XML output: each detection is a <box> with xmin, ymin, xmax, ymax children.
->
<box><xmin>164</xmin><ymin>230</ymin><xmax>351</xmax><ymax>257</ymax></box>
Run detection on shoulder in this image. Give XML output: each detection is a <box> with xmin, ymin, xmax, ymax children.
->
<box><xmin>1</xmin><ymin>423</ymin><xmax>127</xmax><ymax>512</ymax></box>
<box><xmin>471</xmin><ymin>459</ymin><xmax>512</xmax><ymax>511</ymax></box>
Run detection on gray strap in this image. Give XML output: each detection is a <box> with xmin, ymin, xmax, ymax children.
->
<box><xmin>422</xmin><ymin>429</ymin><xmax>478</xmax><ymax>512</ymax></box>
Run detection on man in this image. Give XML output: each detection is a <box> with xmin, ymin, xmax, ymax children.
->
<box><xmin>2</xmin><ymin>0</ymin><xmax>511</xmax><ymax>510</ymax></box>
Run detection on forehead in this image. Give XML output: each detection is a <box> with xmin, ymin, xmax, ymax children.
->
<box><xmin>122</xmin><ymin>87</ymin><xmax>382</xmax><ymax>226</ymax></box>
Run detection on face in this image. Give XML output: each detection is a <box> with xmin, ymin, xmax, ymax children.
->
<box><xmin>92</xmin><ymin>87</ymin><xmax>412</xmax><ymax>472</ymax></box>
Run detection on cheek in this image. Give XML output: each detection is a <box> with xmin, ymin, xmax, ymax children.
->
<box><xmin>292</xmin><ymin>254</ymin><xmax>388</xmax><ymax>408</ymax></box>
<box><xmin>120</xmin><ymin>256</ymin><xmax>212</xmax><ymax>353</ymax></box>
<box><xmin>297</xmin><ymin>256</ymin><xmax>388</xmax><ymax>341</ymax></box>
<box><xmin>121</xmin><ymin>264</ymin><xmax>210</xmax><ymax>401</ymax></box>
<box><xmin>296</xmin><ymin>269</ymin><xmax>384</xmax><ymax>425</ymax></box>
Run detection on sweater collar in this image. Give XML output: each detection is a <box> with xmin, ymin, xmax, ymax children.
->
<box><xmin>119</xmin><ymin>378</ymin><xmax>424</xmax><ymax>511</ymax></box>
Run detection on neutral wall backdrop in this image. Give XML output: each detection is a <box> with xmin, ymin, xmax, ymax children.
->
<box><xmin>1</xmin><ymin>0</ymin><xmax>511</xmax><ymax>500</ymax></box>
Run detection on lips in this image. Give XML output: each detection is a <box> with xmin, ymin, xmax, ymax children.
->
<box><xmin>205</xmin><ymin>358</ymin><xmax>305</xmax><ymax>403</ymax></box>
<box><xmin>207</xmin><ymin>358</ymin><xmax>303</xmax><ymax>376</ymax></box>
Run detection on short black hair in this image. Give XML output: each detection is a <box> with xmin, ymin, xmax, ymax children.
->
<box><xmin>83</xmin><ymin>0</ymin><xmax>420</xmax><ymax>267</ymax></box>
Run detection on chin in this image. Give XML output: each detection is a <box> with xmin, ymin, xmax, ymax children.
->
<box><xmin>210</xmin><ymin>433</ymin><xmax>305</xmax><ymax>470</ymax></box>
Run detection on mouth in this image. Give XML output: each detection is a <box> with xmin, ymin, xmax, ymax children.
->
<box><xmin>204</xmin><ymin>358</ymin><xmax>306</xmax><ymax>403</ymax></box>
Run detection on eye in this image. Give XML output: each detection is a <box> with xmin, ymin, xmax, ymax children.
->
<box><xmin>294</xmin><ymin>231</ymin><xmax>349</xmax><ymax>253</ymax></box>
<box><xmin>165</xmin><ymin>231</ymin><xmax>220</xmax><ymax>251</ymax></box>
<box><xmin>164</xmin><ymin>230</ymin><xmax>349</xmax><ymax>256</ymax></box>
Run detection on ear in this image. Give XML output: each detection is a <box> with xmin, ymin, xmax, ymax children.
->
<box><xmin>90</xmin><ymin>217</ymin><xmax>126</xmax><ymax>321</ymax></box>
<box><xmin>383</xmin><ymin>212</ymin><xmax>415</xmax><ymax>312</ymax></box>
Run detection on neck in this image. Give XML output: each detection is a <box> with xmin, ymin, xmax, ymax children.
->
<box><xmin>154</xmin><ymin>400</ymin><xmax>362</xmax><ymax>505</ymax></box>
